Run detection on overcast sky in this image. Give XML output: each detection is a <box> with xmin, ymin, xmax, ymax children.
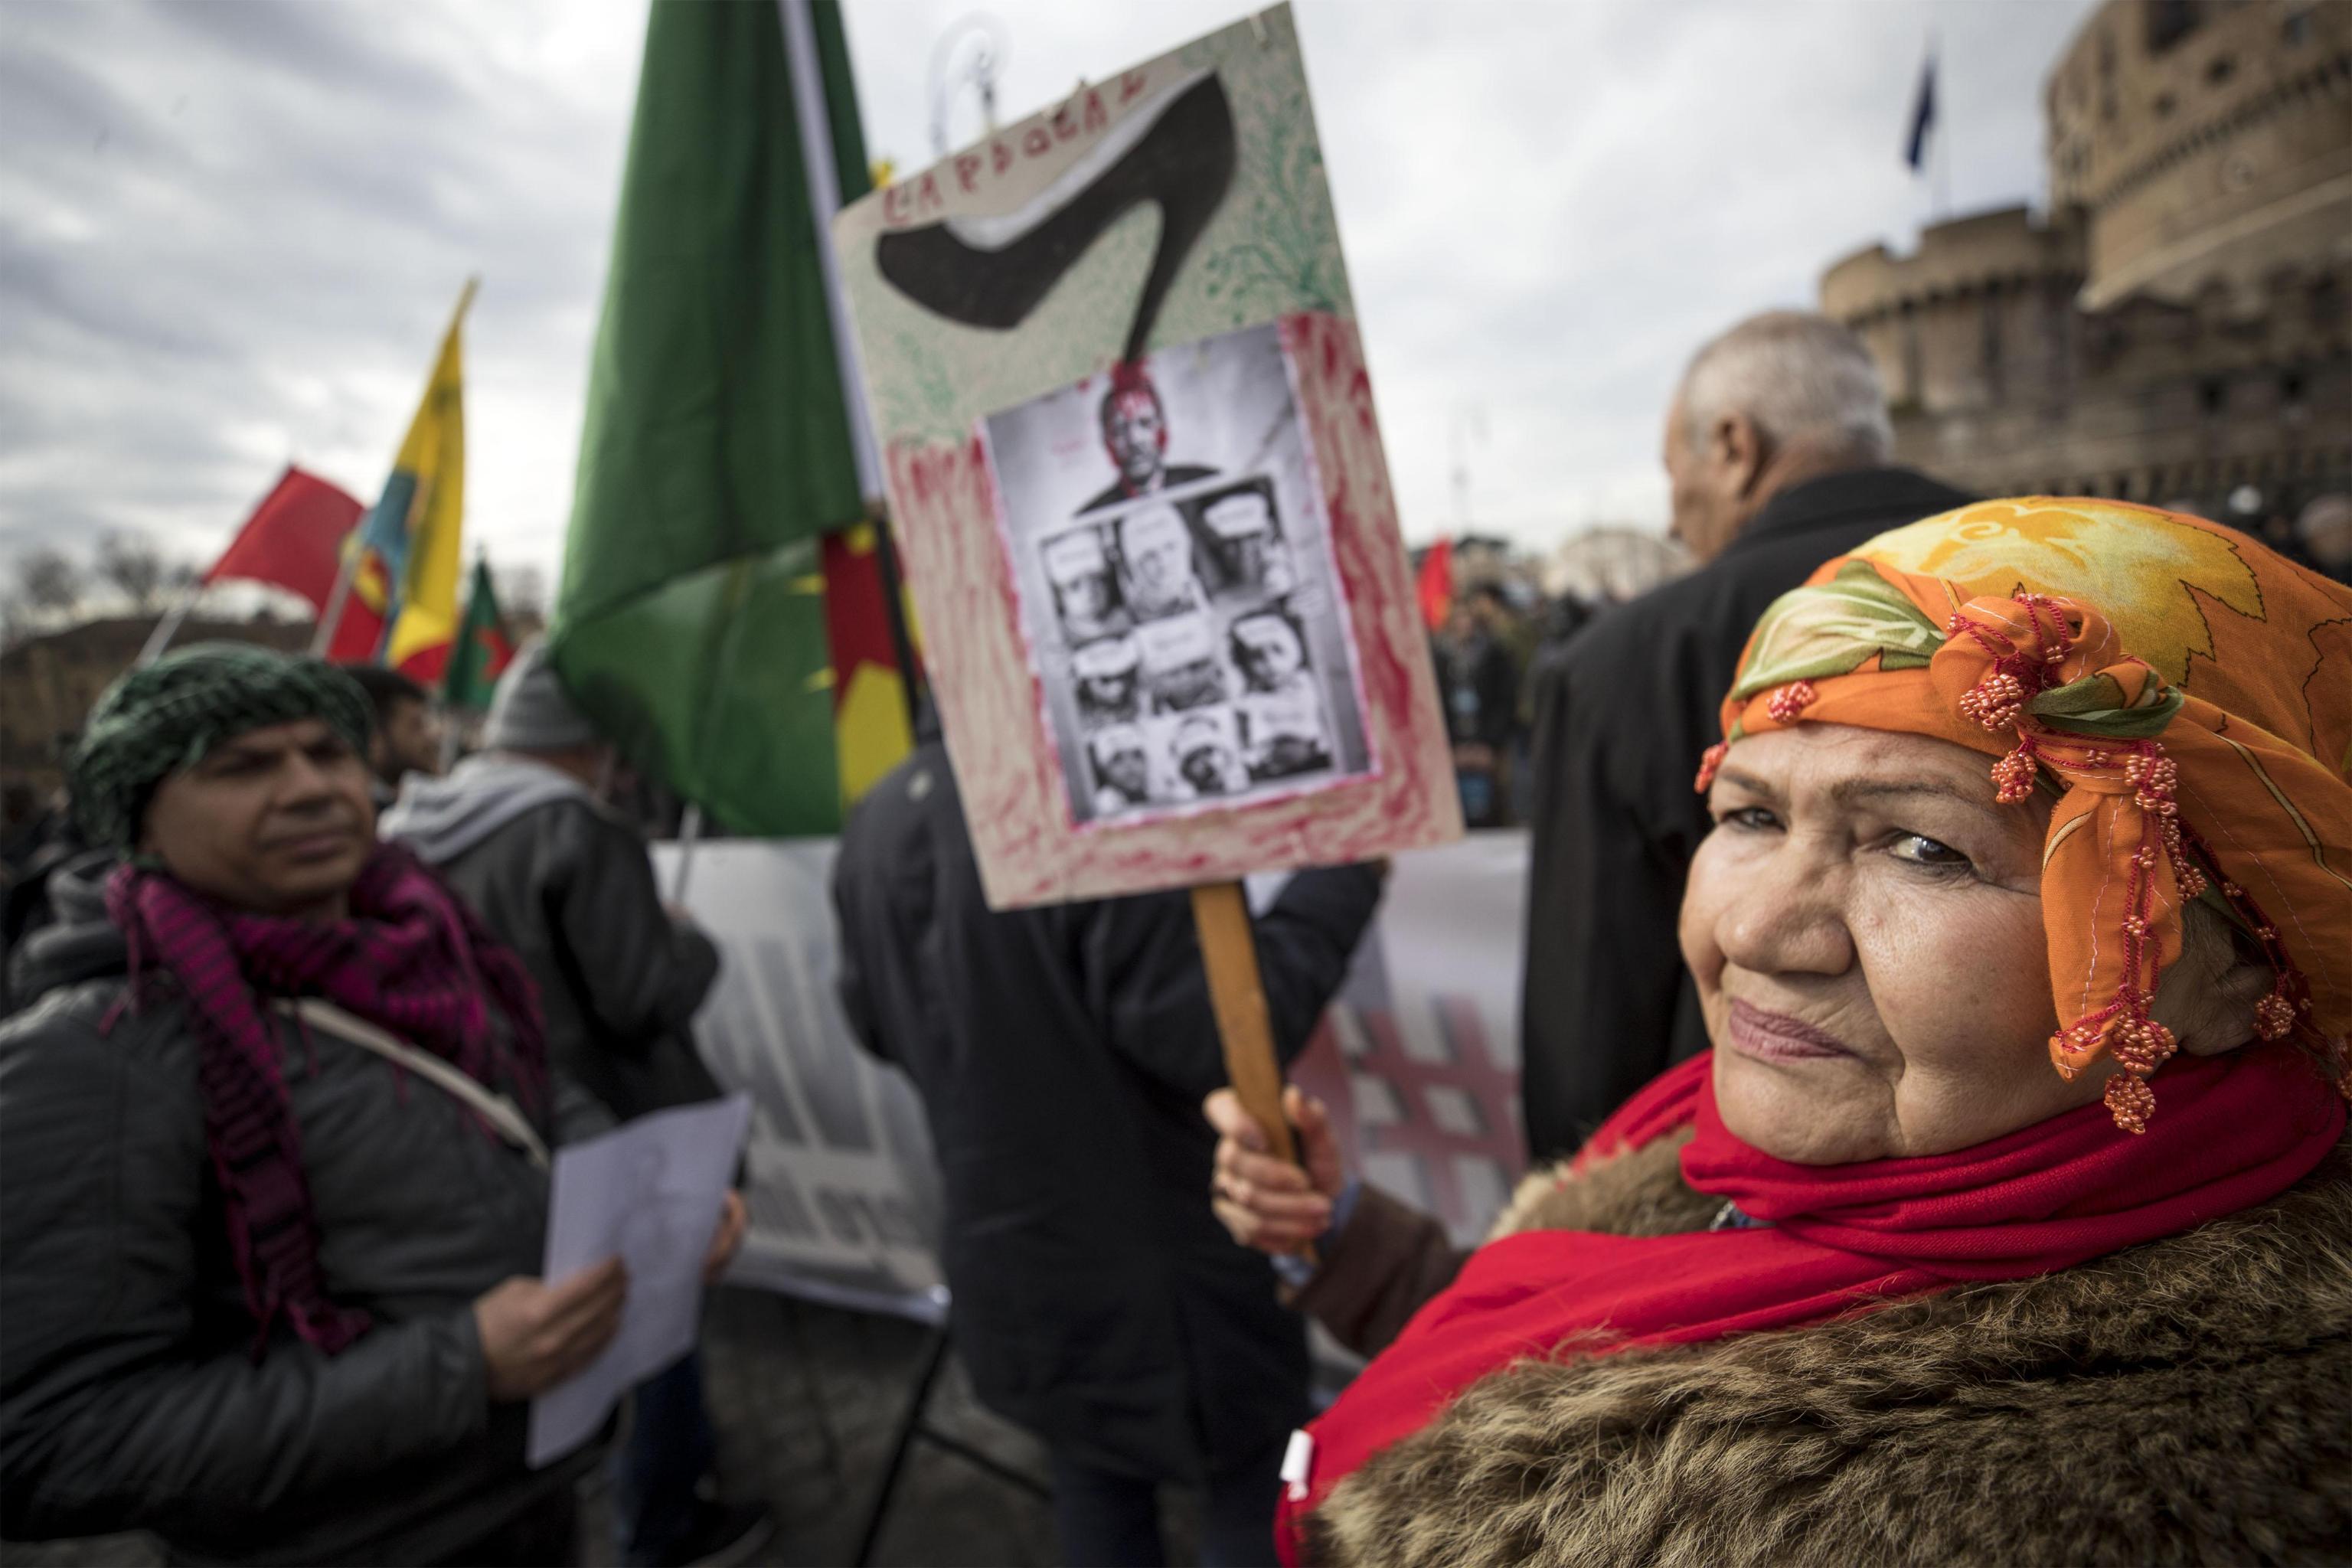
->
<box><xmin>0</xmin><ymin>0</ymin><xmax>2099</xmax><ymax>602</ymax></box>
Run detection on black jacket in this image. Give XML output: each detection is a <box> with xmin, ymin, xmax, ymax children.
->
<box><xmin>384</xmin><ymin>760</ymin><xmax>723</xmax><ymax>1123</ymax></box>
<box><xmin>0</xmin><ymin>854</ymin><xmax>603</xmax><ymax>1566</ymax></box>
<box><xmin>1519</xmin><ymin>469</ymin><xmax>1975</xmax><ymax>1159</ymax></box>
<box><xmin>832</xmin><ymin>743</ymin><xmax>1381</xmax><ymax>1481</ymax></box>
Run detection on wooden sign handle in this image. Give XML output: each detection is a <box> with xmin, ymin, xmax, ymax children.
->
<box><xmin>1191</xmin><ymin>880</ymin><xmax>1298</xmax><ymax>1168</ymax></box>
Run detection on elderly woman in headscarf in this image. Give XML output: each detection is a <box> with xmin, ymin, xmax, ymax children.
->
<box><xmin>1207</xmin><ymin>500</ymin><xmax>2352</xmax><ymax>1565</ymax></box>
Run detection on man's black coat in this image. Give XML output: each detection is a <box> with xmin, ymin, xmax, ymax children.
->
<box><xmin>1519</xmin><ymin>469</ymin><xmax>1975</xmax><ymax>1160</ymax></box>
<box><xmin>832</xmin><ymin>743</ymin><xmax>1381</xmax><ymax>1481</ymax></box>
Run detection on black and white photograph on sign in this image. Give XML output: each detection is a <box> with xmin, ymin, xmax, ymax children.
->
<box><xmin>983</xmin><ymin>320</ymin><xmax>1374</xmax><ymax>825</ymax></box>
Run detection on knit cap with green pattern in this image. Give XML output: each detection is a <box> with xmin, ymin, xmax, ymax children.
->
<box><xmin>69</xmin><ymin>642</ymin><xmax>374</xmax><ymax>850</ymax></box>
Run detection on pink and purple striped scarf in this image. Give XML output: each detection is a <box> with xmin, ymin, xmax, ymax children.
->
<box><xmin>106</xmin><ymin>843</ymin><xmax>544</xmax><ymax>1355</ymax></box>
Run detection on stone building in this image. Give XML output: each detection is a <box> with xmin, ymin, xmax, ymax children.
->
<box><xmin>1</xmin><ymin>616</ymin><xmax>312</xmax><ymax>803</ymax></box>
<box><xmin>1820</xmin><ymin>0</ymin><xmax>2350</xmax><ymax>535</ymax></box>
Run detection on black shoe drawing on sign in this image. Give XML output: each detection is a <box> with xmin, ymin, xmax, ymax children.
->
<box><xmin>876</xmin><ymin>70</ymin><xmax>1237</xmax><ymax>364</ymax></box>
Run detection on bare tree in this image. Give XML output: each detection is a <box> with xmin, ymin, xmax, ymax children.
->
<box><xmin>12</xmin><ymin>545</ymin><xmax>83</xmax><ymax>615</ymax></box>
<box><xmin>96</xmin><ymin>530</ymin><xmax>170</xmax><ymax>613</ymax></box>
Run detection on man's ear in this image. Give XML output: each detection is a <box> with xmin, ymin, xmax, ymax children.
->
<box><xmin>1716</xmin><ymin>411</ymin><xmax>1768</xmax><ymax>501</ymax></box>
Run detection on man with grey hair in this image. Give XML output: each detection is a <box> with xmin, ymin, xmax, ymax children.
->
<box><xmin>1519</xmin><ymin>310</ymin><xmax>1971</xmax><ymax>1160</ymax></box>
<box><xmin>1663</xmin><ymin>311</ymin><xmax>1896</xmax><ymax>563</ymax></box>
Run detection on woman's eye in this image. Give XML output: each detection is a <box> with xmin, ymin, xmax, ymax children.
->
<box><xmin>1720</xmin><ymin>805</ymin><xmax>1780</xmax><ymax>831</ymax></box>
<box><xmin>1890</xmin><ymin>832</ymin><xmax>1969</xmax><ymax>868</ymax></box>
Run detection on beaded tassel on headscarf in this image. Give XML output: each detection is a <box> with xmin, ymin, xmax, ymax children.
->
<box><xmin>1706</xmin><ymin>501</ymin><xmax>2352</xmax><ymax>1139</ymax></box>
<box><xmin>1945</xmin><ymin>595</ymin><xmax>2197</xmax><ymax>1129</ymax></box>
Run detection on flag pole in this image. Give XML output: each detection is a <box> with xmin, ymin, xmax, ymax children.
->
<box><xmin>1926</xmin><ymin>32</ymin><xmax>1949</xmax><ymax>223</ymax></box>
<box><xmin>1934</xmin><ymin>82</ymin><xmax>1952</xmax><ymax>222</ymax></box>
<box><xmin>435</xmin><ymin>550</ymin><xmax>469</xmax><ymax>774</ymax></box>
<box><xmin>136</xmin><ymin>585</ymin><xmax>201</xmax><ymax>667</ymax></box>
<box><xmin>778</xmin><ymin>0</ymin><xmax>924</xmax><ymax>729</ymax></box>
<box><xmin>777</xmin><ymin>0</ymin><xmax>883</xmax><ymax>505</ymax></box>
<box><xmin>311</xmin><ymin>541</ymin><xmax>361</xmax><ymax>658</ymax></box>
<box><xmin>671</xmin><ymin>805</ymin><xmax>704</xmax><ymax>901</ymax></box>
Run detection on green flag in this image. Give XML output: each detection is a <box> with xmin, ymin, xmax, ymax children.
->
<box><xmin>550</xmin><ymin>0</ymin><xmax>874</xmax><ymax>835</ymax></box>
<box><xmin>443</xmin><ymin>557</ymin><xmax>513</xmax><ymax>714</ymax></box>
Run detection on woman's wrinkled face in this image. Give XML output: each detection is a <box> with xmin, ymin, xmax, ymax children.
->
<box><xmin>1682</xmin><ymin>724</ymin><xmax>2111</xmax><ymax>1164</ymax></box>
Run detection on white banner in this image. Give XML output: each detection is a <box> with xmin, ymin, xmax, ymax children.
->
<box><xmin>658</xmin><ymin>830</ymin><xmax>1531</xmax><ymax>1310</ymax></box>
<box><xmin>1265</xmin><ymin>830</ymin><xmax>1529</xmax><ymax>1247</ymax></box>
<box><xmin>654</xmin><ymin>840</ymin><xmax>946</xmax><ymax>1320</ymax></box>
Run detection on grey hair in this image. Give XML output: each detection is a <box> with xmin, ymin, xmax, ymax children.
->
<box><xmin>1677</xmin><ymin>311</ymin><xmax>1893</xmax><ymax>463</ymax></box>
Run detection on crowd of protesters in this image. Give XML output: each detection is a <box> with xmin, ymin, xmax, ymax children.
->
<box><xmin>2</xmin><ymin>307</ymin><xmax>2348</xmax><ymax>1568</ymax></box>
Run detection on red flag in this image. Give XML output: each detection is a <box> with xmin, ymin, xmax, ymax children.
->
<box><xmin>204</xmin><ymin>466</ymin><xmax>364</xmax><ymax>610</ymax></box>
<box><xmin>1417</xmin><ymin>537</ymin><xmax>1455</xmax><ymax>632</ymax></box>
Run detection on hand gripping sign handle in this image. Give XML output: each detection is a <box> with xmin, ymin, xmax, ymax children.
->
<box><xmin>1191</xmin><ymin>881</ymin><xmax>1297</xmax><ymax>1164</ymax></box>
<box><xmin>1191</xmin><ymin>881</ymin><xmax>1320</xmax><ymax>1268</ymax></box>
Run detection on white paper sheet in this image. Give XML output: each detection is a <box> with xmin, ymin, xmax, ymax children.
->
<box><xmin>527</xmin><ymin>1093</ymin><xmax>753</xmax><ymax>1468</ymax></box>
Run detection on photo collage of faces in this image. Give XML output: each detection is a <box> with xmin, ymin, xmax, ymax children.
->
<box><xmin>1042</xmin><ymin>478</ymin><xmax>1341</xmax><ymax>821</ymax></box>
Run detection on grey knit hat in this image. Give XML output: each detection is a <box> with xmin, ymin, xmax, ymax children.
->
<box><xmin>484</xmin><ymin>640</ymin><xmax>601</xmax><ymax>751</ymax></box>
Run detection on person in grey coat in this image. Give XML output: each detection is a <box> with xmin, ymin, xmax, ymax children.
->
<box><xmin>381</xmin><ymin>642</ymin><xmax>764</xmax><ymax>1568</ymax></box>
<box><xmin>382</xmin><ymin>643</ymin><xmax>725</xmax><ymax>1126</ymax></box>
<box><xmin>0</xmin><ymin>645</ymin><xmax>698</xmax><ymax>1566</ymax></box>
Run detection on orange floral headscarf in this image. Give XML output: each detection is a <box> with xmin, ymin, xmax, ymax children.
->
<box><xmin>1702</xmin><ymin>498</ymin><xmax>2352</xmax><ymax>1132</ymax></box>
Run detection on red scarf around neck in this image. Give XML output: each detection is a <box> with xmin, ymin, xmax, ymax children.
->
<box><xmin>107</xmin><ymin>843</ymin><xmax>544</xmax><ymax>1355</ymax></box>
<box><xmin>1279</xmin><ymin>1045</ymin><xmax>2344</xmax><ymax>1558</ymax></box>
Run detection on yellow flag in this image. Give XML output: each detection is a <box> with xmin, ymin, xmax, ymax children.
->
<box><xmin>372</xmin><ymin>280</ymin><xmax>473</xmax><ymax>673</ymax></box>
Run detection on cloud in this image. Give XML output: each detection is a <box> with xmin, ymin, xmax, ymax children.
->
<box><xmin>0</xmin><ymin>0</ymin><xmax>2094</xmax><ymax>593</ymax></box>
<box><xmin>0</xmin><ymin>0</ymin><xmax>637</xmax><ymax>573</ymax></box>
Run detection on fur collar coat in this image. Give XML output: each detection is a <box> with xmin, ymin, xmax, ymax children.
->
<box><xmin>1309</xmin><ymin>1131</ymin><xmax>2352</xmax><ymax>1566</ymax></box>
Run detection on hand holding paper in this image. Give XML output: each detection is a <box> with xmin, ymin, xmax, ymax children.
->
<box><xmin>526</xmin><ymin>1094</ymin><xmax>753</xmax><ymax>1468</ymax></box>
<box><xmin>475</xmin><ymin>1259</ymin><xmax>629</xmax><ymax>1402</ymax></box>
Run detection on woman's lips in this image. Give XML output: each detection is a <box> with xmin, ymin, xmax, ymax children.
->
<box><xmin>1726</xmin><ymin>998</ymin><xmax>1856</xmax><ymax>1063</ymax></box>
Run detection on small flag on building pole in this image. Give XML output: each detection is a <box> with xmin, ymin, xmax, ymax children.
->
<box><xmin>1905</xmin><ymin>52</ymin><xmax>1937</xmax><ymax>171</ymax></box>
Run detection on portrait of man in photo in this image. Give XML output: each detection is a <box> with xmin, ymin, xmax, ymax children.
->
<box><xmin>1135</xmin><ymin>614</ymin><xmax>1227</xmax><ymax>714</ymax></box>
<box><xmin>1117</xmin><ymin>505</ymin><xmax>1205</xmax><ymax>622</ymax></box>
<box><xmin>1087</xmin><ymin>723</ymin><xmax>1153</xmax><ymax>816</ymax></box>
<box><xmin>1227</xmin><ymin>606</ymin><xmax>1315</xmax><ymax>699</ymax></box>
<box><xmin>1200</xmin><ymin>485</ymin><xmax>1293</xmax><ymax>597</ymax></box>
<box><xmin>1080</xmin><ymin>365</ymin><xmax>1217</xmax><ymax>514</ymax></box>
<box><xmin>1073</xmin><ymin>635</ymin><xmax>1145</xmax><ymax>727</ymax></box>
<box><xmin>1238</xmin><ymin>690</ymin><xmax>1332</xmax><ymax>782</ymax></box>
<box><xmin>1171</xmin><ymin>710</ymin><xmax>1248</xmax><ymax>798</ymax></box>
<box><xmin>1043</xmin><ymin>527</ymin><xmax>1123</xmax><ymax>642</ymax></box>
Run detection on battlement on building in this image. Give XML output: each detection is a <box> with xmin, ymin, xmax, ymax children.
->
<box><xmin>1821</xmin><ymin>207</ymin><xmax>2085</xmax><ymax>328</ymax></box>
<box><xmin>2045</xmin><ymin>0</ymin><xmax>2350</xmax><ymax>306</ymax></box>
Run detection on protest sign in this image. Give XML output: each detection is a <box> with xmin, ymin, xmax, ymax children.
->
<box><xmin>833</xmin><ymin>4</ymin><xmax>1459</xmax><ymax>911</ymax></box>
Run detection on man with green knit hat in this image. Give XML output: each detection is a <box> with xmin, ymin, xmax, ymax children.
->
<box><xmin>0</xmin><ymin>643</ymin><xmax>736</xmax><ymax>1565</ymax></box>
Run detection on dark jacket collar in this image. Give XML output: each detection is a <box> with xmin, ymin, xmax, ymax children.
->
<box><xmin>1725</xmin><ymin>467</ymin><xmax>1974</xmax><ymax>560</ymax></box>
